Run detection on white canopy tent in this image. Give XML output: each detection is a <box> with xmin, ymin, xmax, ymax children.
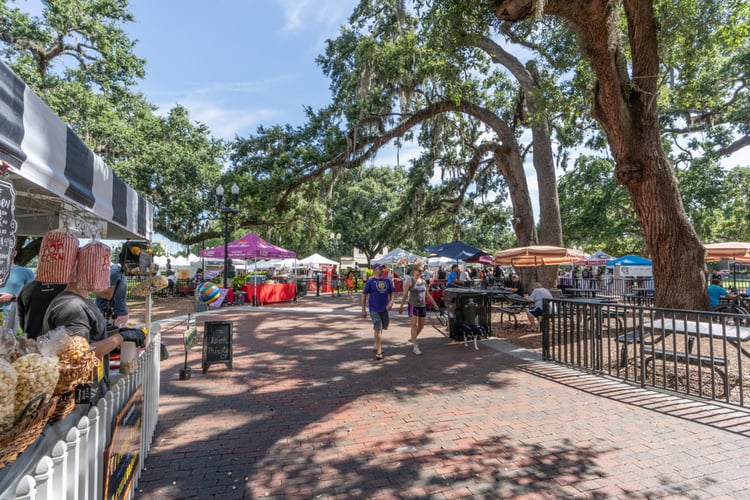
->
<box><xmin>372</xmin><ymin>247</ymin><xmax>425</xmax><ymax>266</ymax></box>
<box><xmin>427</xmin><ymin>255</ymin><xmax>458</xmax><ymax>268</ymax></box>
<box><xmin>298</xmin><ymin>253</ymin><xmax>337</xmax><ymax>267</ymax></box>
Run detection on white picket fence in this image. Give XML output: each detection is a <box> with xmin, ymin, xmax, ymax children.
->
<box><xmin>0</xmin><ymin>332</ymin><xmax>161</xmax><ymax>500</ymax></box>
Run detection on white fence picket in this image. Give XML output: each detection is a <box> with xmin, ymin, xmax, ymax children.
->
<box><xmin>0</xmin><ymin>330</ymin><xmax>161</xmax><ymax>500</ymax></box>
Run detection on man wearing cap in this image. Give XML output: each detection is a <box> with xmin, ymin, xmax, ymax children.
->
<box><xmin>361</xmin><ymin>263</ymin><xmax>395</xmax><ymax>360</ymax></box>
<box><xmin>505</xmin><ymin>274</ymin><xmax>525</xmax><ymax>296</ymax></box>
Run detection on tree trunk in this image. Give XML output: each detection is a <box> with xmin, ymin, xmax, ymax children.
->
<box><xmin>492</xmin><ymin>0</ymin><xmax>709</xmax><ymax>309</ymax></box>
<box><xmin>475</xmin><ymin>37</ymin><xmax>562</xmax><ymax>287</ymax></box>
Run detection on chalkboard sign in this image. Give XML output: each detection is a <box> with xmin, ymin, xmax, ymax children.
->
<box><xmin>0</xmin><ymin>180</ymin><xmax>17</xmax><ymax>287</ymax></box>
<box><xmin>202</xmin><ymin>321</ymin><xmax>233</xmax><ymax>373</ymax></box>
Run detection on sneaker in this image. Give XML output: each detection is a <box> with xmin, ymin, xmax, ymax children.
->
<box><xmin>413</xmin><ymin>344</ymin><xmax>422</xmax><ymax>356</ymax></box>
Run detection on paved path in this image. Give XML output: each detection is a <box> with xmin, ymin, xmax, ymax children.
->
<box><xmin>136</xmin><ymin>296</ymin><xmax>750</xmax><ymax>499</ymax></box>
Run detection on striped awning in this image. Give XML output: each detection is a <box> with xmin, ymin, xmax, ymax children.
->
<box><xmin>704</xmin><ymin>242</ymin><xmax>750</xmax><ymax>262</ymax></box>
<box><xmin>0</xmin><ymin>60</ymin><xmax>153</xmax><ymax>240</ymax></box>
<box><xmin>494</xmin><ymin>245</ymin><xmax>585</xmax><ymax>267</ymax></box>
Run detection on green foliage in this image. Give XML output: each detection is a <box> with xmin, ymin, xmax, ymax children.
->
<box><xmin>0</xmin><ymin>0</ymin><xmax>225</xmax><ymax>247</ymax></box>
<box><xmin>716</xmin><ymin>167</ymin><xmax>750</xmax><ymax>241</ymax></box>
<box><xmin>558</xmin><ymin>156</ymin><xmax>643</xmax><ymax>255</ymax></box>
<box><xmin>331</xmin><ymin>165</ymin><xmax>408</xmax><ymax>262</ymax></box>
<box><xmin>111</xmin><ymin>105</ymin><xmax>225</xmax><ymax>243</ymax></box>
<box><xmin>674</xmin><ymin>157</ymin><xmax>727</xmax><ymax>241</ymax></box>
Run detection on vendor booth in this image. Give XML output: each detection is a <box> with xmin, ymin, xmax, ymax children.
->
<box><xmin>605</xmin><ymin>255</ymin><xmax>653</xmax><ymax>279</ymax></box>
<box><xmin>0</xmin><ymin>60</ymin><xmax>158</xmax><ymax>498</ymax></box>
<box><xmin>200</xmin><ymin>232</ymin><xmax>297</xmax><ymax>305</ymax></box>
<box><xmin>298</xmin><ymin>253</ymin><xmax>338</xmax><ymax>294</ymax></box>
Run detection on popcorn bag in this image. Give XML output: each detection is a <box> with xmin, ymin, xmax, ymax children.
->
<box><xmin>77</xmin><ymin>241</ymin><xmax>111</xmax><ymax>291</ymax></box>
<box><xmin>11</xmin><ymin>353</ymin><xmax>59</xmax><ymax>422</ymax></box>
<box><xmin>36</xmin><ymin>230</ymin><xmax>79</xmax><ymax>284</ymax></box>
<box><xmin>0</xmin><ymin>359</ymin><xmax>17</xmax><ymax>433</ymax></box>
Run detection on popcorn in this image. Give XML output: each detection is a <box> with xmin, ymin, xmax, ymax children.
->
<box><xmin>12</xmin><ymin>353</ymin><xmax>59</xmax><ymax>422</ymax></box>
<box><xmin>0</xmin><ymin>360</ymin><xmax>17</xmax><ymax>432</ymax></box>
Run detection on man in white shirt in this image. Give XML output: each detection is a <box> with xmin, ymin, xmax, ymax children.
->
<box><xmin>458</xmin><ymin>266</ymin><xmax>471</xmax><ymax>287</ymax></box>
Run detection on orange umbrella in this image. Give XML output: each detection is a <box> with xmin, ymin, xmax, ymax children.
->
<box><xmin>704</xmin><ymin>242</ymin><xmax>750</xmax><ymax>261</ymax></box>
<box><xmin>494</xmin><ymin>245</ymin><xmax>585</xmax><ymax>267</ymax></box>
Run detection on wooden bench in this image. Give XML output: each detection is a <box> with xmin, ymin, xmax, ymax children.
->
<box><xmin>496</xmin><ymin>295</ymin><xmax>529</xmax><ymax>328</ymax></box>
<box><xmin>643</xmin><ymin>346</ymin><xmax>728</xmax><ymax>394</ymax></box>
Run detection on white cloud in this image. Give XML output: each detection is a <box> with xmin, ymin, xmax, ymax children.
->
<box><xmin>153</xmin><ymin>99</ymin><xmax>280</xmax><ymax>140</ymax></box>
<box><xmin>276</xmin><ymin>0</ymin><xmax>356</xmax><ymax>34</ymax></box>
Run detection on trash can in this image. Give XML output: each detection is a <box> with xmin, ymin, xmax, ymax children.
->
<box><xmin>442</xmin><ymin>288</ymin><xmax>492</xmax><ymax>338</ymax></box>
<box><xmin>296</xmin><ymin>278</ymin><xmax>307</xmax><ymax>297</ymax></box>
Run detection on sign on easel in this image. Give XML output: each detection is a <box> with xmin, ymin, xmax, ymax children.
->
<box><xmin>0</xmin><ymin>180</ymin><xmax>17</xmax><ymax>287</ymax></box>
<box><xmin>202</xmin><ymin>321</ymin><xmax>233</xmax><ymax>373</ymax></box>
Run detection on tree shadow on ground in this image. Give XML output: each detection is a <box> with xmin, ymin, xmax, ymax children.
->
<box><xmin>135</xmin><ymin>302</ymin><xmax>722</xmax><ymax>498</ymax></box>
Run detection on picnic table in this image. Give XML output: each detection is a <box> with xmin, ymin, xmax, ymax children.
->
<box><xmin>565</xmin><ymin>287</ymin><xmax>599</xmax><ymax>298</ymax></box>
<box><xmin>633</xmin><ymin>318</ymin><xmax>750</xmax><ymax>394</ymax></box>
<box><xmin>643</xmin><ymin>318</ymin><xmax>750</xmax><ymax>358</ymax></box>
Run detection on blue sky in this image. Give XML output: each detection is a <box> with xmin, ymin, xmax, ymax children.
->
<box><xmin>72</xmin><ymin>1</ymin><xmax>748</xmax><ymax>253</ymax></box>
<box><xmin>126</xmin><ymin>0</ymin><xmax>358</xmax><ymax>139</ymax></box>
<box><xmin>123</xmin><ymin>0</ymin><xmax>410</xmax><ymax>253</ymax></box>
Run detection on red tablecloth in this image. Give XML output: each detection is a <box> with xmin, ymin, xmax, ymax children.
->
<box><xmin>242</xmin><ymin>283</ymin><xmax>296</xmax><ymax>305</ymax></box>
<box><xmin>428</xmin><ymin>289</ymin><xmax>444</xmax><ymax>310</ymax></box>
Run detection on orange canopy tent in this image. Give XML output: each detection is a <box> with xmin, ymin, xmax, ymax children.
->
<box><xmin>704</xmin><ymin>242</ymin><xmax>750</xmax><ymax>262</ymax></box>
<box><xmin>494</xmin><ymin>245</ymin><xmax>585</xmax><ymax>267</ymax></box>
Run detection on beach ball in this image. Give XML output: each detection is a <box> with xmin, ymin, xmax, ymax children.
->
<box><xmin>198</xmin><ymin>282</ymin><xmax>221</xmax><ymax>304</ymax></box>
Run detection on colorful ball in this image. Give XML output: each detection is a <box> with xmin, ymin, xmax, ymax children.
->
<box><xmin>198</xmin><ymin>282</ymin><xmax>221</xmax><ymax>304</ymax></box>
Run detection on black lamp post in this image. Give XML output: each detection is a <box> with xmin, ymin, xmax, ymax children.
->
<box><xmin>216</xmin><ymin>183</ymin><xmax>239</xmax><ymax>291</ymax></box>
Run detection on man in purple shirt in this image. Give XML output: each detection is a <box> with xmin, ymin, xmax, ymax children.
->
<box><xmin>361</xmin><ymin>263</ymin><xmax>395</xmax><ymax>361</ymax></box>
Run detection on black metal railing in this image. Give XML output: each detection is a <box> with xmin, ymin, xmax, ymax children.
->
<box><xmin>542</xmin><ymin>298</ymin><xmax>750</xmax><ymax>408</ymax></box>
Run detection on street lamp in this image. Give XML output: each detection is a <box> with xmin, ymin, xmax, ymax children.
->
<box><xmin>330</xmin><ymin>232</ymin><xmax>341</xmax><ymax>258</ymax></box>
<box><xmin>216</xmin><ymin>183</ymin><xmax>239</xmax><ymax>291</ymax></box>
<box><xmin>329</xmin><ymin>232</ymin><xmax>341</xmax><ymax>297</ymax></box>
<box><xmin>200</xmin><ymin>221</ymin><xmax>209</xmax><ymax>276</ymax></box>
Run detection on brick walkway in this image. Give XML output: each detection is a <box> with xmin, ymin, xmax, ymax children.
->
<box><xmin>135</xmin><ymin>296</ymin><xmax>750</xmax><ymax>499</ymax></box>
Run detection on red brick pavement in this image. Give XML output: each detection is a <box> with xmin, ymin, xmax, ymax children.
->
<box><xmin>135</xmin><ymin>296</ymin><xmax>750</xmax><ymax>499</ymax></box>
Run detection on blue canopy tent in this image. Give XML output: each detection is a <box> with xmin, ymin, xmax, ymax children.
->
<box><xmin>423</xmin><ymin>241</ymin><xmax>490</xmax><ymax>263</ymax></box>
<box><xmin>605</xmin><ymin>255</ymin><xmax>652</xmax><ymax>267</ymax></box>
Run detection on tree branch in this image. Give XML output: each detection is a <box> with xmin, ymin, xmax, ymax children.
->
<box><xmin>277</xmin><ymin>100</ymin><xmax>516</xmax><ymax>208</ymax></box>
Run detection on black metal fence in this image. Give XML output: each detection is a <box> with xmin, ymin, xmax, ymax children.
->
<box><xmin>541</xmin><ymin>298</ymin><xmax>750</xmax><ymax>408</ymax></box>
<box><xmin>557</xmin><ymin>277</ymin><xmax>750</xmax><ymax>307</ymax></box>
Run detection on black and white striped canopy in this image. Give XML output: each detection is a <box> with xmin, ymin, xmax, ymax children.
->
<box><xmin>0</xmin><ymin>60</ymin><xmax>153</xmax><ymax>240</ymax></box>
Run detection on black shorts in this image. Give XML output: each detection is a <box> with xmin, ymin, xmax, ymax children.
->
<box><xmin>408</xmin><ymin>305</ymin><xmax>427</xmax><ymax>317</ymax></box>
<box><xmin>529</xmin><ymin>306</ymin><xmax>543</xmax><ymax>318</ymax></box>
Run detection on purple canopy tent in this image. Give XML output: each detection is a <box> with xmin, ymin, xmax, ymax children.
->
<box><xmin>200</xmin><ymin>232</ymin><xmax>296</xmax><ymax>305</ymax></box>
<box><xmin>200</xmin><ymin>231</ymin><xmax>296</xmax><ymax>260</ymax></box>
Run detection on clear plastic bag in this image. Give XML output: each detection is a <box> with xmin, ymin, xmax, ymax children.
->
<box><xmin>0</xmin><ymin>358</ymin><xmax>17</xmax><ymax>432</ymax></box>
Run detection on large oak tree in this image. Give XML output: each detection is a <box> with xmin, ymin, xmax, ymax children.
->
<box><xmin>492</xmin><ymin>0</ymin><xmax>719</xmax><ymax>309</ymax></box>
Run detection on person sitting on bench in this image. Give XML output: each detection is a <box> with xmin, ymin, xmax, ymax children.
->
<box><xmin>505</xmin><ymin>274</ymin><xmax>525</xmax><ymax>296</ymax></box>
<box><xmin>524</xmin><ymin>281</ymin><xmax>552</xmax><ymax>332</ymax></box>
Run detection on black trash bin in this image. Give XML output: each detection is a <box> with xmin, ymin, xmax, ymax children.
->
<box><xmin>296</xmin><ymin>278</ymin><xmax>307</xmax><ymax>298</ymax></box>
<box><xmin>441</xmin><ymin>288</ymin><xmax>492</xmax><ymax>339</ymax></box>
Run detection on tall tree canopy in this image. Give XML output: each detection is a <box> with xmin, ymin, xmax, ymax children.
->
<box><xmin>492</xmin><ymin>0</ymin><xmax>749</xmax><ymax>309</ymax></box>
<box><xmin>0</xmin><ymin>0</ymin><xmax>226</xmax><ymax>248</ymax></box>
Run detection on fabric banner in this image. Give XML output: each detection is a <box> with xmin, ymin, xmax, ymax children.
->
<box><xmin>0</xmin><ymin>60</ymin><xmax>153</xmax><ymax>239</ymax></box>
